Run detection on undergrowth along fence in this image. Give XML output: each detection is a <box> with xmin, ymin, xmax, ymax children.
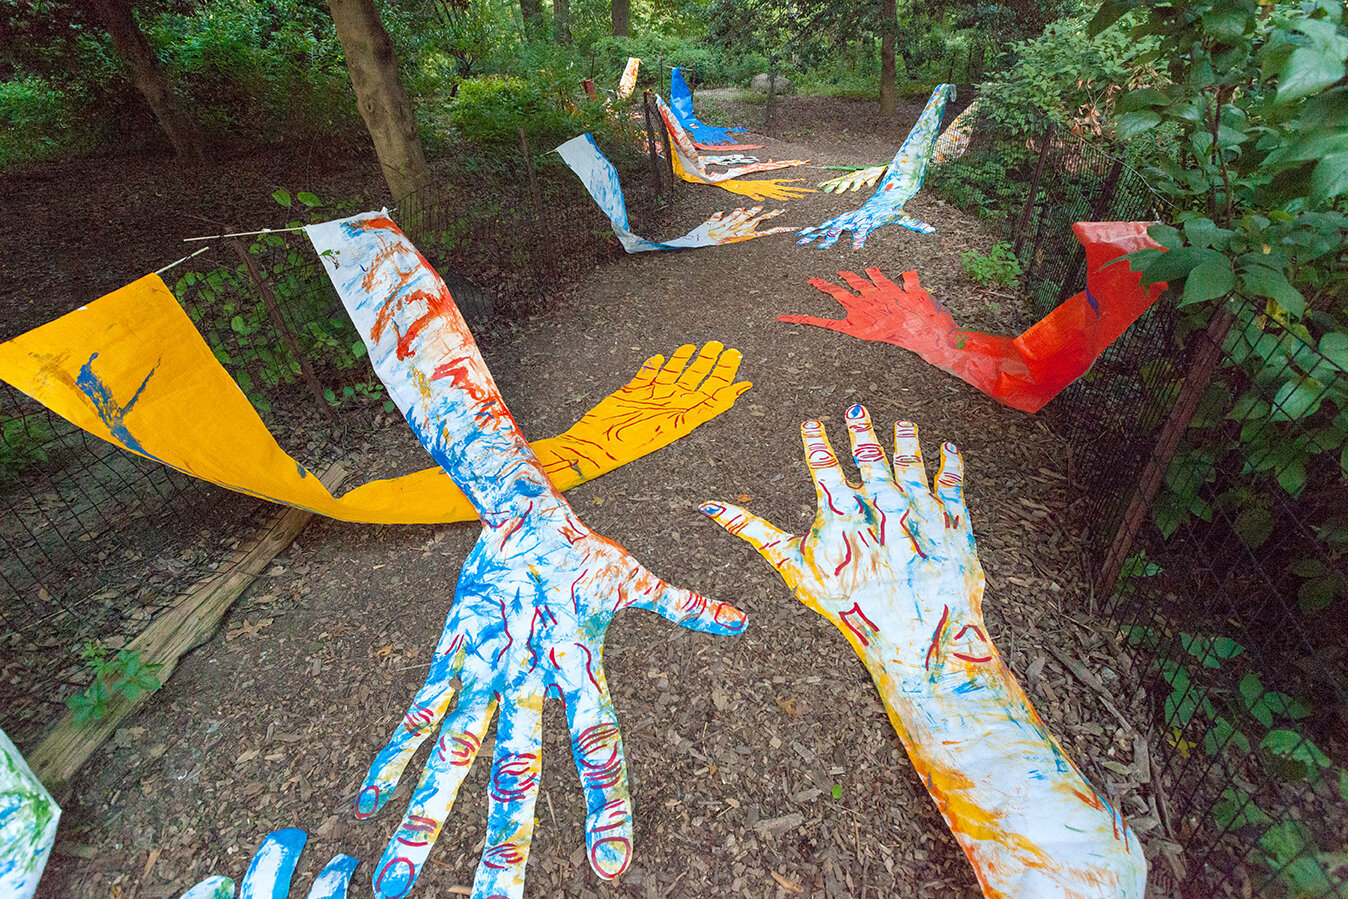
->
<box><xmin>1052</xmin><ymin>293</ymin><xmax>1348</xmax><ymax>896</ymax></box>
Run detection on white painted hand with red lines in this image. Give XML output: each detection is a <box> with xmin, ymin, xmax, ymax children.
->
<box><xmin>700</xmin><ymin>404</ymin><xmax>988</xmax><ymax>680</ymax></box>
<box><xmin>701</xmin><ymin>405</ymin><xmax>1148</xmax><ymax>897</ymax></box>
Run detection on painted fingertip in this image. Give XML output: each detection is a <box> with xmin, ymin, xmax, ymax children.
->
<box><xmin>373</xmin><ymin>855</ymin><xmax>417</xmax><ymax>898</ymax></box>
<box><xmin>847</xmin><ymin>403</ymin><xmax>868</xmax><ymax>420</ymax></box>
<box><xmin>354</xmin><ymin>784</ymin><xmax>382</xmax><ymax>819</ymax></box>
<box><xmin>944</xmin><ymin>441</ymin><xmax>960</xmax><ymax>455</ymax></box>
<box><xmin>590</xmin><ymin>837</ymin><xmax>633</xmax><ymax>880</ymax></box>
<box><xmin>699</xmin><ymin>502</ymin><xmax>724</xmax><ymax>517</ymax></box>
<box><xmin>895</xmin><ymin>420</ymin><xmax>918</xmax><ymax>437</ymax></box>
<box><xmin>802</xmin><ymin>419</ymin><xmax>824</xmax><ymax>434</ymax></box>
<box><xmin>713</xmin><ymin>601</ymin><xmax>748</xmax><ymax>631</ymax></box>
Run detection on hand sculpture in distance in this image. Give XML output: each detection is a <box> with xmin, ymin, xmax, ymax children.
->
<box><xmin>306</xmin><ymin>212</ymin><xmax>748</xmax><ymax>899</ymax></box>
<box><xmin>700</xmin><ymin>406</ymin><xmax>1148</xmax><ymax>897</ymax></box>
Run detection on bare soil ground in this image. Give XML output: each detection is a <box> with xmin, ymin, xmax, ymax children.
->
<box><xmin>7</xmin><ymin>95</ymin><xmax>1169</xmax><ymax>898</ymax></box>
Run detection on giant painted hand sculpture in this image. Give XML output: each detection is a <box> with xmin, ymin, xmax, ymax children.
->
<box><xmin>701</xmin><ymin>407</ymin><xmax>1147</xmax><ymax>897</ymax></box>
<box><xmin>778</xmin><ymin>223</ymin><xmax>1167</xmax><ymax>413</ymax></box>
<box><xmin>0</xmin><ymin>728</ymin><xmax>59</xmax><ymax>899</ymax></box>
<box><xmin>669</xmin><ymin>66</ymin><xmax>746</xmax><ymax>147</ymax></box>
<box><xmin>816</xmin><ymin>99</ymin><xmax>981</xmax><ymax>193</ymax></box>
<box><xmin>177</xmin><ymin>829</ymin><xmax>357</xmax><ymax>899</ymax></box>
<box><xmin>305</xmin><ymin>212</ymin><xmax>747</xmax><ymax>899</ymax></box>
<box><xmin>798</xmin><ymin>85</ymin><xmax>954</xmax><ymax>248</ymax></box>
<box><xmin>555</xmin><ymin>133</ymin><xmax>793</xmax><ymax>253</ymax></box>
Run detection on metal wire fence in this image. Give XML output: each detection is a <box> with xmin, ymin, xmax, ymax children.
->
<box><xmin>1052</xmin><ymin>296</ymin><xmax>1348</xmax><ymax>895</ymax></box>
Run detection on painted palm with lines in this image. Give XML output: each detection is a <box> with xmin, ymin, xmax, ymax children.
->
<box><xmin>701</xmin><ymin>405</ymin><xmax>1146</xmax><ymax>897</ymax></box>
<box><xmin>306</xmin><ymin>212</ymin><xmax>747</xmax><ymax>899</ymax></box>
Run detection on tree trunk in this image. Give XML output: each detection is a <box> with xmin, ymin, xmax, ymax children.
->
<box><xmin>611</xmin><ymin>0</ymin><xmax>629</xmax><ymax>37</ymax></box>
<box><xmin>879</xmin><ymin>0</ymin><xmax>897</xmax><ymax>116</ymax></box>
<box><xmin>553</xmin><ymin>0</ymin><xmax>572</xmax><ymax>45</ymax></box>
<box><xmin>91</xmin><ymin>0</ymin><xmax>203</xmax><ymax>164</ymax></box>
<box><xmin>327</xmin><ymin>0</ymin><xmax>431</xmax><ymax>201</ymax></box>
<box><xmin>519</xmin><ymin>0</ymin><xmax>543</xmax><ymax>36</ymax></box>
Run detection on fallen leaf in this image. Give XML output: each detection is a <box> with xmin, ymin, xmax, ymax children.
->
<box><xmin>770</xmin><ymin>871</ymin><xmax>805</xmax><ymax>893</ymax></box>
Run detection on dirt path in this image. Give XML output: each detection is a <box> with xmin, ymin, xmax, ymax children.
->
<box><xmin>26</xmin><ymin>96</ymin><xmax>1155</xmax><ymax>898</ymax></box>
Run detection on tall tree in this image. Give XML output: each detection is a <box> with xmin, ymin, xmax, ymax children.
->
<box><xmin>553</xmin><ymin>0</ymin><xmax>572</xmax><ymax>44</ymax></box>
<box><xmin>612</xmin><ymin>0</ymin><xmax>629</xmax><ymax>37</ymax></box>
<box><xmin>327</xmin><ymin>0</ymin><xmax>431</xmax><ymax>200</ymax></box>
<box><xmin>89</xmin><ymin>0</ymin><xmax>202</xmax><ymax>163</ymax></box>
<box><xmin>519</xmin><ymin>0</ymin><xmax>543</xmax><ymax>35</ymax></box>
<box><xmin>879</xmin><ymin>0</ymin><xmax>897</xmax><ymax>116</ymax></box>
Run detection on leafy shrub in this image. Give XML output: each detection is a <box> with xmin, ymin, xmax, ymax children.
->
<box><xmin>0</xmin><ymin>76</ymin><xmax>85</xmax><ymax>168</ymax></box>
<box><xmin>587</xmin><ymin>35</ymin><xmax>765</xmax><ymax>88</ymax></box>
<box><xmin>0</xmin><ymin>413</ymin><xmax>54</xmax><ymax>482</ymax></box>
<box><xmin>448</xmin><ymin>74</ymin><xmax>616</xmax><ymax>150</ymax></box>
<box><xmin>961</xmin><ymin>242</ymin><xmax>1023</xmax><ymax>288</ymax></box>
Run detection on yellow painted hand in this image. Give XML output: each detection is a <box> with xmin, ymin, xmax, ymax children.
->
<box><xmin>540</xmin><ymin>342</ymin><xmax>751</xmax><ymax>483</ymax></box>
<box><xmin>818</xmin><ymin>165</ymin><xmax>888</xmax><ymax>193</ymax></box>
<box><xmin>670</xmin><ymin>150</ymin><xmax>815</xmax><ymax>202</ymax></box>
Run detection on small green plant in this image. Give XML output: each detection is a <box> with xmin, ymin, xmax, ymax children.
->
<box><xmin>65</xmin><ymin>640</ymin><xmax>164</xmax><ymax>725</ymax></box>
<box><xmin>0</xmin><ymin>414</ymin><xmax>53</xmax><ymax>482</ymax></box>
<box><xmin>960</xmin><ymin>242</ymin><xmax>1024</xmax><ymax>288</ymax></box>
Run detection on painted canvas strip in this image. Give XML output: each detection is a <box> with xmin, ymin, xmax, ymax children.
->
<box><xmin>555</xmin><ymin>134</ymin><xmax>791</xmax><ymax>252</ymax></box>
<box><xmin>176</xmin><ymin>828</ymin><xmax>359</xmax><ymax>899</ymax></box>
<box><xmin>305</xmin><ymin>211</ymin><xmax>747</xmax><ymax>899</ymax></box>
<box><xmin>615</xmin><ymin>57</ymin><xmax>640</xmax><ymax>99</ymax></box>
<box><xmin>798</xmin><ymin>84</ymin><xmax>954</xmax><ymax>248</ymax></box>
<box><xmin>0</xmin><ymin>277</ymin><xmax>749</xmax><ymax>522</ymax></box>
<box><xmin>653</xmin><ymin>95</ymin><xmax>813</xmax><ymax>202</ymax></box>
<box><xmin>669</xmin><ymin>66</ymin><xmax>745</xmax><ymax>147</ymax></box>
<box><xmin>779</xmin><ymin>222</ymin><xmax>1166</xmax><ymax>413</ymax></box>
<box><xmin>818</xmin><ymin>98</ymin><xmax>981</xmax><ymax>193</ymax></box>
<box><xmin>0</xmin><ymin>727</ymin><xmax>59</xmax><ymax>899</ymax></box>
<box><xmin>701</xmin><ymin>409</ymin><xmax>1148</xmax><ymax>897</ymax></box>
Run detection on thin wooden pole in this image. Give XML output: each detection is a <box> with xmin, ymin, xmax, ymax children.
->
<box><xmin>1013</xmin><ymin>121</ymin><xmax>1055</xmax><ymax>258</ymax></box>
<box><xmin>1097</xmin><ymin>309</ymin><xmax>1236</xmax><ymax>600</ymax></box>
<box><xmin>642</xmin><ymin>91</ymin><xmax>664</xmax><ymax>198</ymax></box>
<box><xmin>519</xmin><ymin>127</ymin><xmax>554</xmax><ymax>275</ymax></box>
<box><xmin>228</xmin><ymin>238</ymin><xmax>335</xmax><ymax>422</ymax></box>
<box><xmin>29</xmin><ymin>464</ymin><xmax>347</xmax><ymax>788</ymax></box>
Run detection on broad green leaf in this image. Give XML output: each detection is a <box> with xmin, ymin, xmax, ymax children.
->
<box><xmin>1184</xmin><ymin>217</ymin><xmax>1233</xmax><ymax>249</ymax></box>
<box><xmin>1203</xmin><ymin>7</ymin><xmax>1250</xmax><ymax>41</ymax></box>
<box><xmin>1142</xmin><ymin>246</ymin><xmax>1209</xmax><ymax>284</ymax></box>
<box><xmin>1299</xmin><ymin>574</ymin><xmax>1342</xmax><ymax>613</ymax></box>
<box><xmin>1087</xmin><ymin>0</ymin><xmax>1129</xmax><ymax>36</ymax></box>
<box><xmin>351</xmin><ymin>340</ymin><xmax>368</xmax><ymax>359</ymax></box>
<box><xmin>1181</xmin><ymin>254</ymin><xmax>1235</xmax><ymax>305</ymax></box>
<box><xmin>1145</xmin><ymin>223</ymin><xmax>1182</xmax><ymax>250</ymax></box>
<box><xmin>296</xmin><ymin>191</ymin><xmax>321</xmax><ymax>207</ymax></box>
<box><xmin>1212</xmin><ymin>636</ymin><xmax>1244</xmax><ymax>659</ymax></box>
<box><xmin>1117</xmin><ymin>111</ymin><xmax>1162</xmax><ymax>140</ymax></box>
<box><xmin>1272</xmin><ymin>375</ymin><xmax>1326</xmax><ymax>421</ymax></box>
<box><xmin>272</xmin><ymin>188</ymin><xmax>292</xmax><ymax>208</ymax></box>
<box><xmin>1239</xmin><ymin>264</ymin><xmax>1306</xmax><ymax>317</ymax></box>
<box><xmin>1262</xmin><ymin>729</ymin><xmax>1333</xmax><ymax>768</ymax></box>
<box><xmin>1279</xmin><ymin>47</ymin><xmax>1347</xmax><ymax>103</ymax></box>
<box><xmin>1311</xmin><ymin>151</ymin><xmax>1348</xmax><ymax>204</ymax></box>
<box><xmin>1234</xmin><ymin>501</ymin><xmax>1273</xmax><ymax>548</ymax></box>
<box><xmin>1277</xmin><ymin>459</ymin><xmax>1307</xmax><ymax>497</ymax></box>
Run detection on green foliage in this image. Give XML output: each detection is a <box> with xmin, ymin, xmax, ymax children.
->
<box><xmin>0</xmin><ymin>76</ymin><xmax>84</xmax><ymax>168</ymax></box>
<box><xmin>173</xmin><ymin>190</ymin><xmax>378</xmax><ymax>415</ymax></box>
<box><xmin>960</xmin><ymin>242</ymin><xmax>1023</xmax><ymax>287</ymax></box>
<box><xmin>447</xmin><ymin>73</ymin><xmax>619</xmax><ymax>149</ymax></box>
<box><xmin>1121</xmin><ymin>619</ymin><xmax>1345</xmax><ymax>893</ymax></box>
<box><xmin>66</xmin><ymin>640</ymin><xmax>164</xmax><ymax>725</ymax></box>
<box><xmin>0</xmin><ymin>414</ymin><xmax>53</xmax><ymax>482</ymax></box>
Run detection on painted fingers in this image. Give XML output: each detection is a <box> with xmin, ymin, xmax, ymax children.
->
<box><xmin>562</xmin><ymin>670</ymin><xmax>635</xmax><ymax>882</ymax></box>
<box><xmin>698</xmin><ymin>501</ymin><xmax>801</xmax><ymax>578</ymax></box>
<box><xmin>621</xmin><ymin>560</ymin><xmax>748</xmax><ymax>635</ymax></box>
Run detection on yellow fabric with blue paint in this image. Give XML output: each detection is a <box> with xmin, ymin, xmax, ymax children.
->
<box><xmin>0</xmin><ymin>274</ymin><xmax>749</xmax><ymax>524</ymax></box>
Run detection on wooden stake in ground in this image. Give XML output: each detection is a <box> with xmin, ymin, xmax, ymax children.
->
<box><xmin>28</xmin><ymin>464</ymin><xmax>346</xmax><ymax>789</ymax></box>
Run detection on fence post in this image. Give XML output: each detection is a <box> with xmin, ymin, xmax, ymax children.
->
<box><xmin>659</xmin><ymin>97</ymin><xmax>676</xmax><ymax>190</ymax></box>
<box><xmin>228</xmin><ymin>237</ymin><xmax>335</xmax><ymax>422</ymax></box>
<box><xmin>1055</xmin><ymin>157</ymin><xmax>1126</xmax><ymax>303</ymax></box>
<box><xmin>1096</xmin><ymin>307</ymin><xmax>1237</xmax><ymax>600</ymax></box>
<box><xmin>1013</xmin><ymin>121</ymin><xmax>1055</xmax><ymax>257</ymax></box>
<box><xmin>519</xmin><ymin>127</ymin><xmax>555</xmax><ymax>275</ymax></box>
<box><xmin>642</xmin><ymin>91</ymin><xmax>664</xmax><ymax>199</ymax></box>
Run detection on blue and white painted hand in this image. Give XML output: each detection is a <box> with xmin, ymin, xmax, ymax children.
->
<box><xmin>177</xmin><ymin>829</ymin><xmax>358</xmax><ymax>899</ymax></box>
<box><xmin>305</xmin><ymin>213</ymin><xmax>748</xmax><ymax>899</ymax></box>
<box><xmin>797</xmin><ymin>85</ymin><xmax>955</xmax><ymax>249</ymax></box>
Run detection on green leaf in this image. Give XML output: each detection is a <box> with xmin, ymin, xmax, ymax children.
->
<box><xmin>1181</xmin><ymin>254</ymin><xmax>1235</xmax><ymax>305</ymax></box>
<box><xmin>296</xmin><ymin>191</ymin><xmax>321</xmax><ymax>207</ymax></box>
<box><xmin>1145</xmin><ymin>223</ymin><xmax>1182</xmax><ymax>250</ymax></box>
<box><xmin>1279</xmin><ymin>48</ymin><xmax>1347</xmax><ymax>104</ymax></box>
<box><xmin>1339</xmin><ymin>769</ymin><xmax>1348</xmax><ymax>803</ymax></box>
<box><xmin>1262</xmin><ymin>729</ymin><xmax>1333</xmax><ymax>768</ymax></box>
<box><xmin>1239</xmin><ymin>264</ymin><xmax>1306</xmax><ymax>317</ymax></box>
<box><xmin>1321</xmin><ymin>333</ymin><xmax>1348</xmax><ymax>371</ymax></box>
<box><xmin>1272</xmin><ymin>375</ymin><xmax>1326</xmax><ymax>422</ymax></box>
<box><xmin>1277</xmin><ymin>459</ymin><xmax>1307</xmax><ymax>497</ymax></box>
<box><xmin>272</xmin><ymin>188</ymin><xmax>292</xmax><ymax>208</ymax></box>
<box><xmin>1087</xmin><ymin>0</ymin><xmax>1129</xmax><ymax>36</ymax></box>
<box><xmin>831</xmin><ymin>784</ymin><xmax>843</xmax><ymax>800</ymax></box>
<box><xmin>1142</xmin><ymin>246</ymin><xmax>1208</xmax><ymax>285</ymax></box>
<box><xmin>1311</xmin><ymin>151</ymin><xmax>1348</xmax><ymax>204</ymax></box>
<box><xmin>383</xmin><ymin>400</ymin><xmax>397</xmax><ymax>413</ymax></box>
<box><xmin>1212</xmin><ymin>636</ymin><xmax>1244</xmax><ymax>660</ymax></box>
<box><xmin>1184</xmin><ymin>218</ymin><xmax>1233</xmax><ymax>249</ymax></box>
<box><xmin>1234</xmin><ymin>501</ymin><xmax>1273</xmax><ymax>548</ymax></box>
<box><xmin>351</xmin><ymin>340</ymin><xmax>368</xmax><ymax>359</ymax></box>
<box><xmin>1203</xmin><ymin>7</ymin><xmax>1249</xmax><ymax>41</ymax></box>
<box><xmin>1116</xmin><ymin>111</ymin><xmax>1162</xmax><ymax>140</ymax></box>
